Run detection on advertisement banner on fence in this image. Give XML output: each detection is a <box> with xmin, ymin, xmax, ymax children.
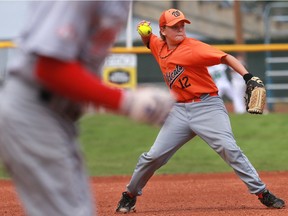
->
<box><xmin>102</xmin><ymin>54</ymin><xmax>137</xmax><ymax>89</ymax></box>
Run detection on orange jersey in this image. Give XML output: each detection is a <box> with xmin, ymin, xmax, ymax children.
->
<box><xmin>149</xmin><ymin>34</ymin><xmax>227</xmax><ymax>102</ymax></box>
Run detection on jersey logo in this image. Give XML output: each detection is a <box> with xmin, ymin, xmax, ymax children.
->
<box><xmin>164</xmin><ymin>65</ymin><xmax>184</xmax><ymax>89</ymax></box>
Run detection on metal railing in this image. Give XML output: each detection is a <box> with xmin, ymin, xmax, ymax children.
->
<box><xmin>263</xmin><ymin>2</ymin><xmax>288</xmax><ymax>110</ymax></box>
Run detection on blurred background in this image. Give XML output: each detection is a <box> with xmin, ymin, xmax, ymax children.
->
<box><xmin>0</xmin><ymin>0</ymin><xmax>288</xmax><ymax>112</ymax></box>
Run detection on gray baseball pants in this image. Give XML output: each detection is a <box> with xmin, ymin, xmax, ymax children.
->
<box><xmin>127</xmin><ymin>95</ymin><xmax>266</xmax><ymax>196</ymax></box>
<box><xmin>0</xmin><ymin>77</ymin><xmax>94</xmax><ymax>216</ymax></box>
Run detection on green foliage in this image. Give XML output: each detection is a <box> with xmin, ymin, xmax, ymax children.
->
<box><xmin>0</xmin><ymin>164</ymin><xmax>9</xmax><ymax>178</ymax></box>
<box><xmin>1</xmin><ymin>113</ymin><xmax>287</xmax><ymax>178</ymax></box>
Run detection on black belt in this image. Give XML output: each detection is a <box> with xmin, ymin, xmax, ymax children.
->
<box><xmin>39</xmin><ymin>88</ymin><xmax>84</xmax><ymax>122</ymax></box>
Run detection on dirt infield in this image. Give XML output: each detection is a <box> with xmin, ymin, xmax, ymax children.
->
<box><xmin>0</xmin><ymin>171</ymin><xmax>287</xmax><ymax>216</ymax></box>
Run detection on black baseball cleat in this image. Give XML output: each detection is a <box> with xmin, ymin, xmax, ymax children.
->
<box><xmin>258</xmin><ymin>189</ymin><xmax>285</xmax><ymax>209</ymax></box>
<box><xmin>116</xmin><ymin>192</ymin><xmax>137</xmax><ymax>213</ymax></box>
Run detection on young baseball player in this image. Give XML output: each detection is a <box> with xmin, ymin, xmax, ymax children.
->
<box><xmin>116</xmin><ymin>8</ymin><xmax>285</xmax><ymax>213</ymax></box>
<box><xmin>207</xmin><ymin>63</ymin><xmax>235</xmax><ymax>104</ymax></box>
<box><xmin>207</xmin><ymin>63</ymin><xmax>246</xmax><ymax>114</ymax></box>
<box><xmin>229</xmin><ymin>54</ymin><xmax>248</xmax><ymax>114</ymax></box>
<box><xmin>0</xmin><ymin>2</ymin><xmax>174</xmax><ymax>216</ymax></box>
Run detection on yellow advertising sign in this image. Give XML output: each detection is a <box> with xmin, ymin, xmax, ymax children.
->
<box><xmin>102</xmin><ymin>54</ymin><xmax>137</xmax><ymax>89</ymax></box>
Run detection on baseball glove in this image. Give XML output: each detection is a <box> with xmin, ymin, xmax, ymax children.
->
<box><xmin>245</xmin><ymin>76</ymin><xmax>266</xmax><ymax>114</ymax></box>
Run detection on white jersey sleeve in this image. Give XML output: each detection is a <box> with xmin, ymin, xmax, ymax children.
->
<box><xmin>8</xmin><ymin>1</ymin><xmax>130</xmax><ymax>82</ymax></box>
<box><xmin>208</xmin><ymin>64</ymin><xmax>229</xmax><ymax>84</ymax></box>
<box><xmin>21</xmin><ymin>1</ymin><xmax>129</xmax><ymax>61</ymax></box>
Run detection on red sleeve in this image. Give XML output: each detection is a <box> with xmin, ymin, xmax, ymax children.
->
<box><xmin>35</xmin><ymin>56</ymin><xmax>123</xmax><ymax>110</ymax></box>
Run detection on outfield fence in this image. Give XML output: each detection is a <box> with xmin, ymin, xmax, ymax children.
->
<box><xmin>1</xmin><ymin>41</ymin><xmax>288</xmax><ymax>111</ymax></box>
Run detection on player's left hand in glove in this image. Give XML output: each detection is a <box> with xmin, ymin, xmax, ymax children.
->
<box><xmin>244</xmin><ymin>74</ymin><xmax>266</xmax><ymax>114</ymax></box>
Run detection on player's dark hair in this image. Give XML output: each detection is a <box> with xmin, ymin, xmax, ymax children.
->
<box><xmin>159</xmin><ymin>30</ymin><xmax>166</xmax><ymax>41</ymax></box>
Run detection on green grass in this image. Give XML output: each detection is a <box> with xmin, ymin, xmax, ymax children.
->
<box><xmin>1</xmin><ymin>113</ymin><xmax>288</xmax><ymax>178</ymax></box>
<box><xmin>80</xmin><ymin>113</ymin><xmax>288</xmax><ymax>176</ymax></box>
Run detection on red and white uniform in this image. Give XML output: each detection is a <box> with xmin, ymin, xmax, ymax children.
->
<box><xmin>0</xmin><ymin>2</ymin><xmax>130</xmax><ymax>216</ymax></box>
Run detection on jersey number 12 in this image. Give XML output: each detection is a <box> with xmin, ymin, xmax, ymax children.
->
<box><xmin>178</xmin><ymin>76</ymin><xmax>191</xmax><ymax>89</ymax></box>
